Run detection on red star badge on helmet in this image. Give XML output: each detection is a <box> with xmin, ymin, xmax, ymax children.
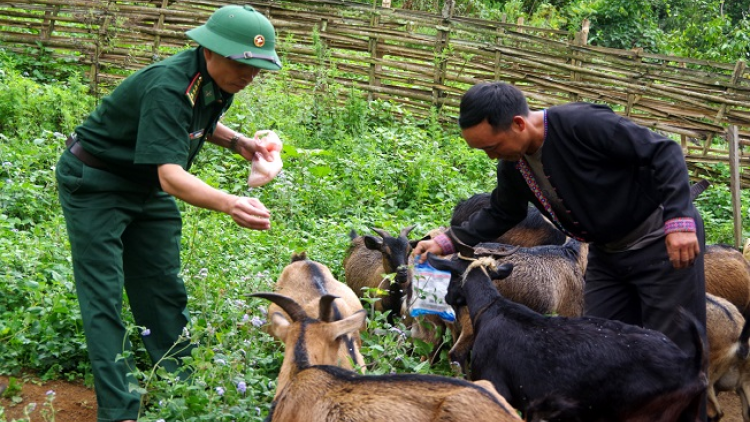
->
<box><xmin>254</xmin><ymin>35</ymin><xmax>265</xmax><ymax>48</ymax></box>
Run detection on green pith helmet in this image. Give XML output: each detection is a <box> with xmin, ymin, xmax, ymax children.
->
<box><xmin>186</xmin><ymin>5</ymin><xmax>281</xmax><ymax>71</ymax></box>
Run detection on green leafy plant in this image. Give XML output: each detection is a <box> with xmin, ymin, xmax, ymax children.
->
<box><xmin>0</xmin><ymin>41</ymin><xmax>747</xmax><ymax>422</ymax></box>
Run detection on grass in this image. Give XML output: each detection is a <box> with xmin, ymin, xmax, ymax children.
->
<box><xmin>1</xmin><ymin>48</ymin><xmax>749</xmax><ymax>421</ymax></box>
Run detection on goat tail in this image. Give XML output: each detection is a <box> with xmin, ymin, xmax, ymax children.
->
<box><xmin>737</xmin><ymin>308</ymin><xmax>750</xmax><ymax>359</ymax></box>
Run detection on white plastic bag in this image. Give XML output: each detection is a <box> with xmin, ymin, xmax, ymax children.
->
<box><xmin>409</xmin><ymin>260</ymin><xmax>455</xmax><ymax>322</ymax></box>
<box><xmin>247</xmin><ymin>130</ymin><xmax>283</xmax><ymax>187</ymax></box>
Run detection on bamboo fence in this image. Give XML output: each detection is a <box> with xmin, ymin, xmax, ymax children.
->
<box><xmin>1</xmin><ymin>0</ymin><xmax>749</xmax><ymax>241</ymax></box>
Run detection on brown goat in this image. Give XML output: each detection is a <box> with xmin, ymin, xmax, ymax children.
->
<box><xmin>449</xmin><ymin>193</ymin><xmax>566</xmax><ymax>247</ymax></box>
<box><xmin>705</xmin><ymin>244</ymin><xmax>750</xmax><ymax>315</ymax></box>
<box><xmin>706</xmin><ymin>293</ymin><xmax>750</xmax><ymax>422</ymax></box>
<box><xmin>343</xmin><ymin>226</ymin><xmax>415</xmax><ymax>323</ymax></box>
<box><xmin>250</xmin><ymin>292</ymin><xmax>523</xmax><ymax>422</ymax></box>
<box><xmin>265</xmin><ymin>252</ymin><xmax>366</xmax><ymax>371</ymax></box>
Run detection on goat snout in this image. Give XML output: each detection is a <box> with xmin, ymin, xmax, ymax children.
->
<box><xmin>395</xmin><ymin>268</ymin><xmax>409</xmax><ymax>283</ymax></box>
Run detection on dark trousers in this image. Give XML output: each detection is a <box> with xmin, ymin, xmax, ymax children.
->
<box><xmin>585</xmin><ymin>209</ymin><xmax>707</xmax><ymax>421</ymax></box>
<box><xmin>56</xmin><ymin>150</ymin><xmax>194</xmax><ymax>422</ymax></box>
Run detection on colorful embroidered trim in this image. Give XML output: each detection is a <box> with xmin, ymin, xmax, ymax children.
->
<box><xmin>433</xmin><ymin>233</ymin><xmax>455</xmax><ymax>255</ymax></box>
<box><xmin>664</xmin><ymin>218</ymin><xmax>696</xmax><ymax>234</ymax></box>
<box><xmin>516</xmin><ymin>110</ymin><xmax>585</xmax><ymax>241</ymax></box>
<box><xmin>516</xmin><ymin>159</ymin><xmax>581</xmax><ymax>241</ymax></box>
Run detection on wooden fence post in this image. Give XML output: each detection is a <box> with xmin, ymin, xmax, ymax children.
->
<box><xmin>368</xmin><ymin>12</ymin><xmax>382</xmax><ymax>101</ymax></box>
<box><xmin>625</xmin><ymin>47</ymin><xmax>644</xmax><ymax>117</ymax></box>
<box><xmin>40</xmin><ymin>4</ymin><xmax>61</xmax><ymax>41</ymax></box>
<box><xmin>715</xmin><ymin>60</ymin><xmax>746</xmax><ymax>122</ymax></box>
<box><xmin>89</xmin><ymin>1</ymin><xmax>114</xmax><ymax>96</ymax></box>
<box><xmin>493</xmin><ymin>15</ymin><xmax>506</xmax><ymax>81</ymax></box>
<box><xmin>432</xmin><ymin>0</ymin><xmax>454</xmax><ymax>110</ymax></box>
<box><xmin>729</xmin><ymin>125</ymin><xmax>743</xmax><ymax>249</ymax></box>
<box><xmin>570</xmin><ymin>19</ymin><xmax>589</xmax><ymax>102</ymax></box>
<box><xmin>151</xmin><ymin>0</ymin><xmax>170</xmax><ymax>61</ymax></box>
<box><xmin>700</xmin><ymin>60</ymin><xmax>747</xmax><ymax>166</ymax></box>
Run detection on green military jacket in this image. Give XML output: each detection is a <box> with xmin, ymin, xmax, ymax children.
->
<box><xmin>75</xmin><ymin>47</ymin><xmax>233</xmax><ymax>187</ymax></box>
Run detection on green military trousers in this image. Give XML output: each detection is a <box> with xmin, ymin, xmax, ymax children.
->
<box><xmin>56</xmin><ymin>150</ymin><xmax>194</xmax><ymax>422</ymax></box>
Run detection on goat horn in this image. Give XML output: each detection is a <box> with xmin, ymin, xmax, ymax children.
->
<box><xmin>474</xmin><ymin>243</ymin><xmax>521</xmax><ymax>257</ymax></box>
<box><xmin>497</xmin><ymin>244</ymin><xmax>521</xmax><ymax>256</ymax></box>
<box><xmin>248</xmin><ymin>292</ymin><xmax>307</xmax><ymax>322</ymax></box>
<box><xmin>371</xmin><ymin>227</ymin><xmax>391</xmax><ymax>239</ymax></box>
<box><xmin>689</xmin><ymin>179</ymin><xmax>710</xmax><ymax>201</ymax></box>
<box><xmin>450</xmin><ymin>233</ymin><xmax>477</xmax><ymax>257</ymax></box>
<box><xmin>400</xmin><ymin>225</ymin><xmax>416</xmax><ymax>238</ymax></box>
<box><xmin>319</xmin><ymin>294</ymin><xmax>340</xmax><ymax>322</ymax></box>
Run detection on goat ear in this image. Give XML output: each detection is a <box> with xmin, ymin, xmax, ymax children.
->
<box><xmin>327</xmin><ymin>310</ymin><xmax>367</xmax><ymax>340</ymax></box>
<box><xmin>488</xmin><ymin>263</ymin><xmax>514</xmax><ymax>280</ymax></box>
<box><xmin>271</xmin><ymin>312</ymin><xmax>291</xmax><ymax>340</ymax></box>
<box><xmin>363</xmin><ymin>235</ymin><xmax>384</xmax><ymax>251</ymax></box>
<box><xmin>426</xmin><ymin>252</ymin><xmax>455</xmax><ymax>272</ymax></box>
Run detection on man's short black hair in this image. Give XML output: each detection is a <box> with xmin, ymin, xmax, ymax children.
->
<box><xmin>458</xmin><ymin>82</ymin><xmax>530</xmax><ymax>131</ymax></box>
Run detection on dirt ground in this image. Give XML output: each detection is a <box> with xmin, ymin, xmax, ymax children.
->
<box><xmin>0</xmin><ymin>375</ymin><xmax>97</xmax><ymax>422</ymax></box>
<box><xmin>0</xmin><ymin>374</ymin><xmax>745</xmax><ymax>421</ymax></box>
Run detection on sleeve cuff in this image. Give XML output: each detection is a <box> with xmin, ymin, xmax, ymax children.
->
<box><xmin>434</xmin><ymin>233</ymin><xmax>455</xmax><ymax>255</ymax></box>
<box><xmin>664</xmin><ymin>218</ymin><xmax>696</xmax><ymax>234</ymax></box>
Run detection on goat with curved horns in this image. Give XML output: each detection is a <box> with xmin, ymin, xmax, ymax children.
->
<box><xmin>264</xmin><ymin>252</ymin><xmax>366</xmax><ymax>371</ymax></box>
<box><xmin>249</xmin><ymin>292</ymin><xmax>522</xmax><ymax>422</ymax></box>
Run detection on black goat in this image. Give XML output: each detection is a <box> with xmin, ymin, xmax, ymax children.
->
<box><xmin>426</xmin><ymin>253</ymin><xmax>707</xmax><ymax>422</ymax></box>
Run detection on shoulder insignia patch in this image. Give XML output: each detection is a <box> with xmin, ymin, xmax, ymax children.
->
<box><xmin>185</xmin><ymin>73</ymin><xmax>203</xmax><ymax>107</ymax></box>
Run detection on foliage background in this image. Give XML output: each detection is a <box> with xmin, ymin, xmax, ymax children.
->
<box><xmin>1</xmin><ymin>0</ymin><xmax>749</xmax><ymax>418</ymax></box>
<box><xmin>396</xmin><ymin>0</ymin><xmax>750</xmax><ymax>63</ymax></box>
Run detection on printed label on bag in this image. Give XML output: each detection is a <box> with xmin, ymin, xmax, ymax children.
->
<box><xmin>409</xmin><ymin>260</ymin><xmax>455</xmax><ymax>322</ymax></box>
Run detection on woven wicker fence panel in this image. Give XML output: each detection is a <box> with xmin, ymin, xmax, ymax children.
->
<box><xmin>1</xmin><ymin>0</ymin><xmax>749</xmax><ymax>185</ymax></box>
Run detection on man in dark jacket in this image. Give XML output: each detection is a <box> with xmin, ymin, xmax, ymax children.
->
<box><xmin>413</xmin><ymin>82</ymin><xmax>706</xmax><ymax>420</ymax></box>
<box><xmin>56</xmin><ymin>5</ymin><xmax>281</xmax><ymax>422</ymax></box>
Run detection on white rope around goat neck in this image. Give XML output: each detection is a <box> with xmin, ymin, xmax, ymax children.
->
<box><xmin>457</xmin><ymin>254</ymin><xmax>498</xmax><ymax>287</ymax></box>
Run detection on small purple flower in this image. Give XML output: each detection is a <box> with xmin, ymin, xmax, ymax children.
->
<box><xmin>45</xmin><ymin>390</ymin><xmax>55</xmax><ymax>396</ymax></box>
<box><xmin>216</xmin><ymin>386</ymin><xmax>225</xmax><ymax>396</ymax></box>
<box><xmin>242</xmin><ymin>314</ymin><xmax>251</xmax><ymax>323</ymax></box>
<box><xmin>251</xmin><ymin>316</ymin><xmax>264</xmax><ymax>327</ymax></box>
<box><xmin>141</xmin><ymin>328</ymin><xmax>151</xmax><ymax>336</ymax></box>
<box><xmin>236</xmin><ymin>381</ymin><xmax>247</xmax><ymax>394</ymax></box>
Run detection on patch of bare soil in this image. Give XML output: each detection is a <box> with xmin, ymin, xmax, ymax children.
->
<box><xmin>0</xmin><ymin>375</ymin><xmax>96</xmax><ymax>422</ymax></box>
<box><xmin>0</xmin><ymin>374</ymin><xmax>745</xmax><ymax>421</ymax></box>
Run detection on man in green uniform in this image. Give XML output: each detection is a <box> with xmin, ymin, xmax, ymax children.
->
<box><xmin>55</xmin><ymin>5</ymin><xmax>281</xmax><ymax>422</ymax></box>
